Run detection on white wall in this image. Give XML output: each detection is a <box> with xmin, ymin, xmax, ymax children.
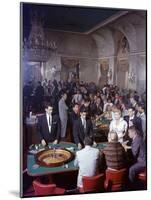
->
<box><xmin>44</xmin><ymin>29</ymin><xmax>98</xmax><ymax>82</ymax></box>
<box><xmin>91</xmin><ymin>11</ymin><xmax>146</xmax><ymax>93</ymax></box>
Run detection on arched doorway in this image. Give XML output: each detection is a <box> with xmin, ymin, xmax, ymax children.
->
<box><xmin>60</xmin><ymin>57</ymin><xmax>80</xmax><ymax>82</ymax></box>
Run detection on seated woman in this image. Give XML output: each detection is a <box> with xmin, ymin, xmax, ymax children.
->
<box><xmin>102</xmin><ymin>132</ymin><xmax>127</xmax><ymax>170</ymax></box>
<box><xmin>109</xmin><ymin>109</ymin><xmax>128</xmax><ymax>143</ymax></box>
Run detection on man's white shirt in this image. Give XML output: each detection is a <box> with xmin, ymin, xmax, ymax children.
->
<box><xmin>81</xmin><ymin>117</ymin><xmax>86</xmax><ymax>129</ymax></box>
<box><xmin>46</xmin><ymin>113</ymin><xmax>52</xmax><ymax>133</ymax></box>
<box><xmin>74</xmin><ymin>146</ymin><xmax>100</xmax><ymax>187</ymax></box>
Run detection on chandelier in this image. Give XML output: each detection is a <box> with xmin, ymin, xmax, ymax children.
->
<box><xmin>23</xmin><ymin>11</ymin><xmax>57</xmax><ymax>62</ymax></box>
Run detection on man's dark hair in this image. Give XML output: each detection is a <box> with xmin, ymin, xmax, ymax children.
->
<box><xmin>44</xmin><ymin>102</ymin><xmax>53</xmax><ymax>109</ymax></box>
<box><xmin>128</xmin><ymin>125</ymin><xmax>137</xmax><ymax>132</ymax></box>
<box><xmin>138</xmin><ymin>103</ymin><xmax>145</xmax><ymax>111</ymax></box>
<box><xmin>73</xmin><ymin>103</ymin><xmax>79</xmax><ymax>108</ymax></box>
<box><xmin>84</xmin><ymin>97</ymin><xmax>90</xmax><ymax>103</ymax></box>
<box><xmin>80</xmin><ymin>106</ymin><xmax>88</xmax><ymax>113</ymax></box>
<box><xmin>128</xmin><ymin>106</ymin><xmax>135</xmax><ymax>111</ymax></box>
<box><xmin>84</xmin><ymin>136</ymin><xmax>93</xmax><ymax>146</ymax></box>
<box><xmin>61</xmin><ymin>92</ymin><xmax>67</xmax><ymax>97</ymax></box>
<box><xmin>107</xmin><ymin>98</ymin><xmax>112</xmax><ymax>102</ymax></box>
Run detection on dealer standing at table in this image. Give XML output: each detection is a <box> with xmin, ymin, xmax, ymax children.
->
<box><xmin>73</xmin><ymin>107</ymin><xmax>97</xmax><ymax>149</ymax></box>
<box><xmin>37</xmin><ymin>102</ymin><xmax>61</xmax><ymax>146</ymax></box>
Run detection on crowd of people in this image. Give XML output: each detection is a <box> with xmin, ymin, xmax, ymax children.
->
<box><xmin>23</xmin><ymin>78</ymin><xmax>146</xmax><ymax>190</ymax></box>
<box><xmin>23</xmin><ymin>78</ymin><xmax>146</xmax><ymax>141</ymax></box>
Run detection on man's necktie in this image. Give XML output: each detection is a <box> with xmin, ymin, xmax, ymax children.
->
<box><xmin>83</xmin><ymin>119</ymin><xmax>86</xmax><ymax>132</ymax></box>
<box><xmin>48</xmin><ymin>115</ymin><xmax>52</xmax><ymax>132</ymax></box>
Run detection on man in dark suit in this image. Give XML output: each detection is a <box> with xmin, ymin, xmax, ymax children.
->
<box><xmin>90</xmin><ymin>97</ymin><xmax>103</xmax><ymax>117</ymax></box>
<box><xmin>124</xmin><ymin>107</ymin><xmax>143</xmax><ymax>136</ymax></box>
<box><xmin>69</xmin><ymin>103</ymin><xmax>80</xmax><ymax>142</ymax></box>
<box><xmin>70</xmin><ymin>104</ymin><xmax>79</xmax><ymax>127</ymax></box>
<box><xmin>37</xmin><ymin>102</ymin><xmax>61</xmax><ymax>146</ymax></box>
<box><xmin>73</xmin><ymin>107</ymin><xmax>96</xmax><ymax>149</ymax></box>
<box><xmin>128</xmin><ymin>126</ymin><xmax>146</xmax><ymax>183</ymax></box>
<box><xmin>80</xmin><ymin>98</ymin><xmax>91</xmax><ymax>117</ymax></box>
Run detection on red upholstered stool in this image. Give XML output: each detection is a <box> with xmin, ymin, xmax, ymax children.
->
<box><xmin>33</xmin><ymin>180</ymin><xmax>65</xmax><ymax>196</ymax></box>
<box><xmin>79</xmin><ymin>173</ymin><xmax>104</xmax><ymax>193</ymax></box>
<box><xmin>104</xmin><ymin>168</ymin><xmax>127</xmax><ymax>191</ymax></box>
<box><xmin>138</xmin><ymin>169</ymin><xmax>146</xmax><ymax>182</ymax></box>
<box><xmin>137</xmin><ymin>169</ymin><xmax>147</xmax><ymax>189</ymax></box>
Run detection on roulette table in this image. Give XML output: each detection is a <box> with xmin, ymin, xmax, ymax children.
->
<box><xmin>27</xmin><ymin>142</ymin><xmax>107</xmax><ymax>176</ymax></box>
<box><xmin>95</xmin><ymin>118</ymin><xmax>110</xmax><ymax>130</ymax></box>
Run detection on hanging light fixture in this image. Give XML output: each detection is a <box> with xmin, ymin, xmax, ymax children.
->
<box><xmin>23</xmin><ymin>11</ymin><xmax>57</xmax><ymax>62</ymax></box>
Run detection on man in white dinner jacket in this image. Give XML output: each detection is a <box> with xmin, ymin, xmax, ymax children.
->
<box><xmin>74</xmin><ymin>136</ymin><xmax>100</xmax><ymax>188</ymax></box>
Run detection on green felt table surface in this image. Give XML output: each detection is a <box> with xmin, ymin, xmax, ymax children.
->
<box><xmin>27</xmin><ymin>142</ymin><xmax>107</xmax><ymax>176</ymax></box>
<box><xmin>95</xmin><ymin>117</ymin><xmax>110</xmax><ymax>127</ymax></box>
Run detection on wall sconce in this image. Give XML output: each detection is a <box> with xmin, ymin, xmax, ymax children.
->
<box><xmin>107</xmin><ymin>69</ymin><xmax>112</xmax><ymax>80</ymax></box>
<box><xmin>128</xmin><ymin>70</ymin><xmax>136</xmax><ymax>83</ymax></box>
<box><xmin>50</xmin><ymin>65</ymin><xmax>61</xmax><ymax>77</ymax></box>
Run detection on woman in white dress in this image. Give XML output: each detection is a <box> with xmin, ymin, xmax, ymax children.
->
<box><xmin>109</xmin><ymin>109</ymin><xmax>128</xmax><ymax>143</ymax></box>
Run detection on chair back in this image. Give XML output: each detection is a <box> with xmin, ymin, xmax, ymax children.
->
<box><xmin>82</xmin><ymin>173</ymin><xmax>104</xmax><ymax>192</ymax></box>
<box><xmin>105</xmin><ymin>168</ymin><xmax>127</xmax><ymax>191</ymax></box>
<box><xmin>33</xmin><ymin>180</ymin><xmax>56</xmax><ymax>196</ymax></box>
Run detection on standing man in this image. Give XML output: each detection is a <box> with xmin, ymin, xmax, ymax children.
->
<box><xmin>138</xmin><ymin>104</ymin><xmax>146</xmax><ymax>141</ymax></box>
<box><xmin>73</xmin><ymin>107</ymin><xmax>96</xmax><ymax>149</ymax></box>
<box><xmin>128</xmin><ymin>126</ymin><xmax>146</xmax><ymax>183</ymax></box>
<box><xmin>69</xmin><ymin>103</ymin><xmax>80</xmax><ymax>142</ymax></box>
<box><xmin>124</xmin><ymin>107</ymin><xmax>143</xmax><ymax>136</ymax></box>
<box><xmin>37</xmin><ymin>102</ymin><xmax>60</xmax><ymax>146</ymax></box>
<box><xmin>58</xmin><ymin>93</ymin><xmax>68</xmax><ymax>138</ymax></box>
<box><xmin>74</xmin><ymin>136</ymin><xmax>100</xmax><ymax>189</ymax></box>
<box><xmin>72</xmin><ymin>90</ymin><xmax>83</xmax><ymax>105</ymax></box>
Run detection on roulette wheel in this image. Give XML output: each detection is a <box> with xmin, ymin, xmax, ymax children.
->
<box><xmin>99</xmin><ymin>124</ymin><xmax>109</xmax><ymax>129</ymax></box>
<box><xmin>35</xmin><ymin>148</ymin><xmax>74</xmax><ymax>167</ymax></box>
